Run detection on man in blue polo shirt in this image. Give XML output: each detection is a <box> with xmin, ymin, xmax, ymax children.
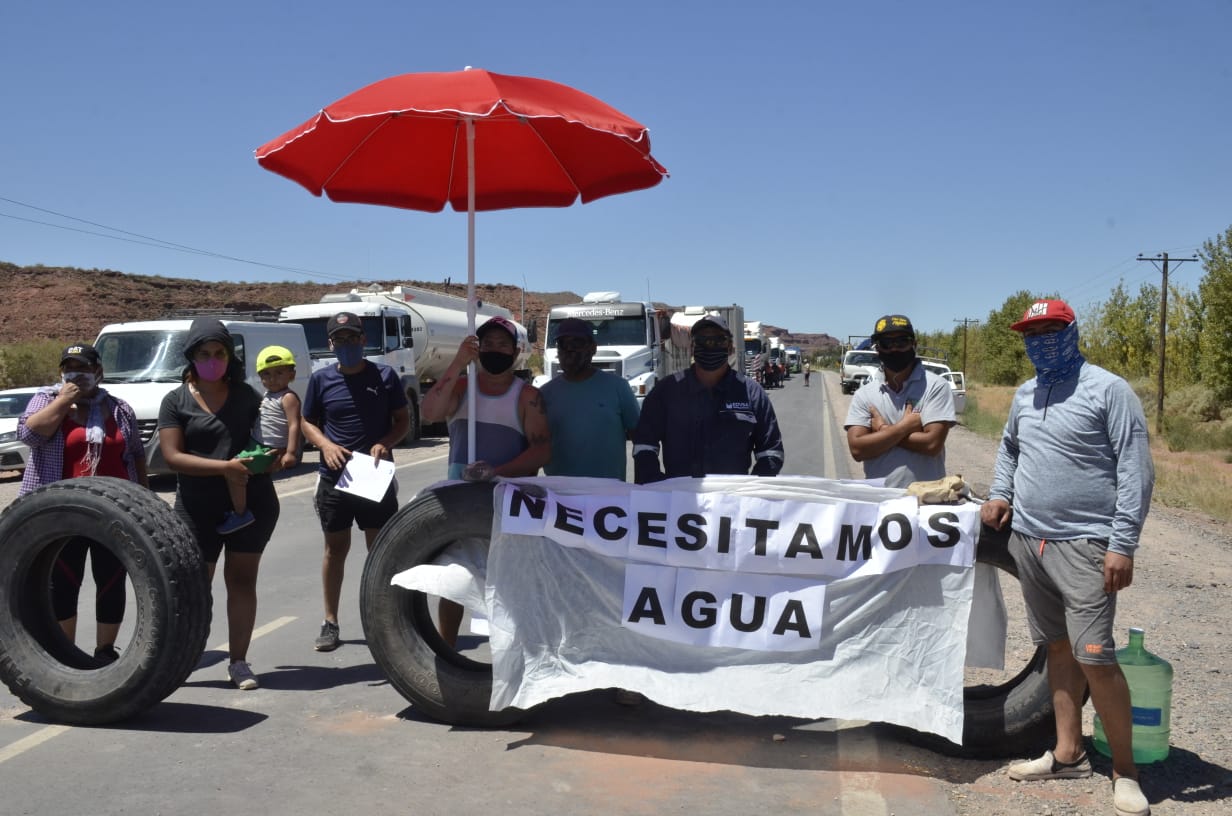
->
<box><xmin>843</xmin><ymin>314</ymin><xmax>956</xmax><ymax>488</ymax></box>
<box><xmin>632</xmin><ymin>314</ymin><xmax>783</xmax><ymax>483</ymax></box>
<box><xmin>301</xmin><ymin>311</ymin><xmax>410</xmax><ymax>652</ymax></box>
<box><xmin>540</xmin><ymin>317</ymin><xmax>640</xmax><ymax>480</ymax></box>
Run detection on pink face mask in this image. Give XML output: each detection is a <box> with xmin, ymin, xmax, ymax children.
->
<box><xmin>194</xmin><ymin>358</ymin><xmax>228</xmax><ymax>382</ymax></box>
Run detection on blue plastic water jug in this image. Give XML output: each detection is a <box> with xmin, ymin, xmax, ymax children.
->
<box><xmin>1092</xmin><ymin>627</ymin><xmax>1172</xmax><ymax>763</ymax></box>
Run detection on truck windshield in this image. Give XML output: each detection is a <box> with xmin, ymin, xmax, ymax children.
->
<box><xmin>745</xmin><ymin>339</ymin><xmax>764</xmax><ymax>355</ymax></box>
<box><xmin>548</xmin><ymin>315</ymin><xmax>645</xmax><ymax>346</ymax></box>
<box><xmin>285</xmin><ymin>317</ymin><xmax>382</xmax><ymax>357</ymax></box>
<box><xmin>95</xmin><ymin>331</ymin><xmax>192</xmax><ymax>383</ymax></box>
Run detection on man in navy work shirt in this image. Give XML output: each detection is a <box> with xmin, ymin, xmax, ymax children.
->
<box><xmin>632</xmin><ymin>314</ymin><xmax>784</xmax><ymax>483</ymax></box>
<box><xmin>301</xmin><ymin>311</ymin><xmax>410</xmax><ymax>653</ymax></box>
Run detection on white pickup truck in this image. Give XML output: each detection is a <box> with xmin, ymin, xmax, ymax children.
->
<box><xmin>839</xmin><ymin>349</ymin><xmax>967</xmax><ymax>413</ymax></box>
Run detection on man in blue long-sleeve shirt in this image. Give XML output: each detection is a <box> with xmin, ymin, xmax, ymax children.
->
<box><xmin>633</xmin><ymin>314</ymin><xmax>784</xmax><ymax>484</ymax></box>
<box><xmin>981</xmin><ymin>299</ymin><xmax>1153</xmax><ymax>816</ymax></box>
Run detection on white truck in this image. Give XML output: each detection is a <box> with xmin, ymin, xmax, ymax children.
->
<box><xmin>94</xmin><ymin>317</ymin><xmax>312</xmax><ymax>475</ymax></box>
<box><xmin>279</xmin><ymin>285</ymin><xmax>531</xmax><ymax>440</ymax></box>
<box><xmin>535</xmin><ymin>292</ymin><xmax>744</xmax><ymax>402</ymax></box>
<box><xmin>743</xmin><ymin>321</ymin><xmax>767</xmax><ymax>384</ymax></box>
<box><xmin>839</xmin><ymin>346</ymin><xmax>967</xmax><ymax>413</ymax></box>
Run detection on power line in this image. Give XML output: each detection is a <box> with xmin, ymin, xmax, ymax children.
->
<box><xmin>0</xmin><ymin>195</ymin><xmax>353</xmax><ymax>282</ymax></box>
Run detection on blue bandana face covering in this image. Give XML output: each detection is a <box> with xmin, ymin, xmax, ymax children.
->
<box><xmin>1024</xmin><ymin>321</ymin><xmax>1084</xmax><ymax>385</ymax></box>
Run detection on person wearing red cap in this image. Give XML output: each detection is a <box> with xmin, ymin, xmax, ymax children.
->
<box><xmin>982</xmin><ymin>299</ymin><xmax>1154</xmax><ymax>816</ymax></box>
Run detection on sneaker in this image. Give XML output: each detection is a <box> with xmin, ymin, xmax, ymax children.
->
<box><xmin>314</xmin><ymin>620</ymin><xmax>340</xmax><ymax>652</ymax></box>
<box><xmin>1113</xmin><ymin>777</ymin><xmax>1150</xmax><ymax>816</ymax></box>
<box><xmin>228</xmin><ymin>660</ymin><xmax>259</xmax><ymax>690</ymax></box>
<box><xmin>94</xmin><ymin>644</ymin><xmax>120</xmax><ymax>664</ymax></box>
<box><xmin>217</xmin><ymin>509</ymin><xmax>255</xmax><ymax>535</ymax></box>
<box><xmin>1007</xmin><ymin>749</ymin><xmax>1092</xmax><ymax>781</ymax></box>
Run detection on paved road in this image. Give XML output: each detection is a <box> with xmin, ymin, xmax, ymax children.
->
<box><xmin>0</xmin><ymin>371</ymin><xmax>970</xmax><ymax>816</ymax></box>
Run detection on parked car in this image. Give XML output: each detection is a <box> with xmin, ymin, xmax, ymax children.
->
<box><xmin>0</xmin><ymin>387</ymin><xmax>43</xmax><ymax>472</ymax></box>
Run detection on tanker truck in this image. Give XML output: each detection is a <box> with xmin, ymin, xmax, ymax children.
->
<box><xmin>535</xmin><ymin>292</ymin><xmax>744</xmax><ymax>403</ymax></box>
<box><xmin>279</xmin><ymin>285</ymin><xmax>531</xmax><ymax>440</ymax></box>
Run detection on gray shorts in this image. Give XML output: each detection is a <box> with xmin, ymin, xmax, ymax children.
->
<box><xmin>1008</xmin><ymin>531</ymin><xmax>1118</xmax><ymax>665</ymax></box>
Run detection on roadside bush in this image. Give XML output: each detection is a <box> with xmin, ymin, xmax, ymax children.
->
<box><xmin>0</xmin><ymin>340</ymin><xmax>63</xmax><ymax>389</ymax></box>
<box><xmin>1166</xmin><ymin>383</ymin><xmax>1223</xmax><ymax>423</ymax></box>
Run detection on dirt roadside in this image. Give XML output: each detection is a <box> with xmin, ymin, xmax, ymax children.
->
<box><xmin>836</xmin><ymin>377</ymin><xmax>1232</xmax><ymax>816</ymax></box>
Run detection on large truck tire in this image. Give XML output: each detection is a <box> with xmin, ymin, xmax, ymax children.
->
<box><xmin>360</xmin><ymin>481</ymin><xmax>522</xmax><ymax>727</ymax></box>
<box><xmin>897</xmin><ymin>523</ymin><xmax>1056</xmax><ymax>758</ymax></box>
<box><xmin>0</xmin><ymin>477</ymin><xmax>211</xmax><ymax>725</ymax></box>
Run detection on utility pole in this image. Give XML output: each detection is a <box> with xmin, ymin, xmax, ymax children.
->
<box><xmin>520</xmin><ymin>274</ymin><xmax>526</xmax><ymax>323</ymax></box>
<box><xmin>953</xmin><ymin>317</ymin><xmax>980</xmax><ymax>374</ymax></box>
<box><xmin>1138</xmin><ymin>252</ymin><xmax>1198</xmax><ymax>435</ymax></box>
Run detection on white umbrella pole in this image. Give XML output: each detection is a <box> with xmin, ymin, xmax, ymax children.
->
<box><xmin>465</xmin><ymin>116</ymin><xmax>477</xmax><ymax>466</ymax></box>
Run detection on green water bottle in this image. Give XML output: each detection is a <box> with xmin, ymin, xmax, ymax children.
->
<box><xmin>1092</xmin><ymin>627</ymin><xmax>1172</xmax><ymax>763</ymax></box>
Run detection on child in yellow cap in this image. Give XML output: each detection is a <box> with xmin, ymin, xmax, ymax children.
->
<box><xmin>216</xmin><ymin>345</ymin><xmax>303</xmax><ymax>535</ymax></box>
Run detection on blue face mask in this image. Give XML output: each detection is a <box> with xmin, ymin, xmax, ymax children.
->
<box><xmin>335</xmin><ymin>344</ymin><xmax>364</xmax><ymax>368</ymax></box>
<box><xmin>1024</xmin><ymin>321</ymin><xmax>1084</xmax><ymax>385</ymax></box>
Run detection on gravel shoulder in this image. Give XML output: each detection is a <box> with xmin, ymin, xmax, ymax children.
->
<box><xmin>935</xmin><ymin>423</ymin><xmax>1232</xmax><ymax>816</ymax></box>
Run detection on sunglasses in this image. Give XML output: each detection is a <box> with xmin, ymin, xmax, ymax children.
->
<box><xmin>877</xmin><ymin>336</ymin><xmax>914</xmax><ymax>351</ymax></box>
<box><xmin>693</xmin><ymin>335</ymin><xmax>729</xmax><ymax>351</ymax></box>
<box><xmin>555</xmin><ymin>338</ymin><xmax>591</xmax><ymax>352</ymax></box>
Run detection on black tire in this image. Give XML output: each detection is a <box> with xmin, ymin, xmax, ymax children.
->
<box><xmin>0</xmin><ymin>477</ymin><xmax>211</xmax><ymax>725</ymax></box>
<box><xmin>403</xmin><ymin>391</ymin><xmax>421</xmax><ymax>444</ymax></box>
<box><xmin>898</xmin><ymin>523</ymin><xmax>1056</xmax><ymax>757</ymax></box>
<box><xmin>360</xmin><ymin>481</ymin><xmax>522</xmax><ymax>727</ymax></box>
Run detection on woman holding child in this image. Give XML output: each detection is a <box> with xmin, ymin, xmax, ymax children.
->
<box><xmin>157</xmin><ymin>318</ymin><xmax>281</xmax><ymax>690</ymax></box>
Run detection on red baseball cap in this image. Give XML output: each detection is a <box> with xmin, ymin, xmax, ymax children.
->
<box><xmin>1011</xmin><ymin>299</ymin><xmax>1076</xmax><ymax>332</ymax></box>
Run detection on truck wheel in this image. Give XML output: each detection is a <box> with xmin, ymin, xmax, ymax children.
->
<box><xmin>0</xmin><ymin>477</ymin><xmax>211</xmax><ymax>725</ymax></box>
<box><xmin>403</xmin><ymin>392</ymin><xmax>421</xmax><ymax>444</ymax></box>
<box><xmin>896</xmin><ymin>524</ymin><xmax>1056</xmax><ymax>757</ymax></box>
<box><xmin>360</xmin><ymin>481</ymin><xmax>522</xmax><ymax>727</ymax></box>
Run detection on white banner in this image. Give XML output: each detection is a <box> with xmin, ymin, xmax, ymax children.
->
<box><xmin>393</xmin><ymin>475</ymin><xmax>984</xmax><ymax>742</ymax></box>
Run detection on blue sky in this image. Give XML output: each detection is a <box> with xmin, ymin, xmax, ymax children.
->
<box><xmin>2</xmin><ymin>1</ymin><xmax>1229</xmax><ymax>341</ymax></box>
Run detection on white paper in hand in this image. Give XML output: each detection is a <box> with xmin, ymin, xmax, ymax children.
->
<box><xmin>335</xmin><ymin>452</ymin><xmax>396</xmax><ymax>502</ymax></box>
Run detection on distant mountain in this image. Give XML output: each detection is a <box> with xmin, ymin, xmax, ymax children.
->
<box><xmin>0</xmin><ymin>262</ymin><xmax>840</xmax><ymax>354</ymax></box>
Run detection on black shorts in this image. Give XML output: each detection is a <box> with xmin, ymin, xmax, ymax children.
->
<box><xmin>176</xmin><ymin>475</ymin><xmax>280</xmax><ymax>564</ymax></box>
<box><xmin>314</xmin><ymin>469</ymin><xmax>399</xmax><ymax>532</ymax></box>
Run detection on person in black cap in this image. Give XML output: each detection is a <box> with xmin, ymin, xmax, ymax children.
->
<box><xmin>539</xmin><ymin>317</ymin><xmax>640</xmax><ymax>480</ymax></box>
<box><xmin>301</xmin><ymin>311</ymin><xmax>410</xmax><ymax>653</ymax></box>
<box><xmin>18</xmin><ymin>342</ymin><xmax>148</xmax><ymax>664</ymax></box>
<box><xmin>632</xmin><ymin>313</ymin><xmax>784</xmax><ymax>483</ymax></box>
<box><xmin>421</xmin><ymin>314</ymin><xmax>550</xmax><ymax>646</ymax></box>
<box><xmin>843</xmin><ymin>314</ymin><xmax>956</xmax><ymax>488</ymax></box>
<box><xmin>157</xmin><ymin>318</ymin><xmax>280</xmax><ymax>690</ymax></box>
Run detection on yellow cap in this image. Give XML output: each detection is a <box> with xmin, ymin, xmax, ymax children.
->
<box><xmin>255</xmin><ymin>345</ymin><xmax>297</xmax><ymax>373</ymax></box>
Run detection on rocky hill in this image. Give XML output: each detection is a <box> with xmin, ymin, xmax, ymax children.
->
<box><xmin>0</xmin><ymin>262</ymin><xmax>839</xmax><ymax>354</ymax></box>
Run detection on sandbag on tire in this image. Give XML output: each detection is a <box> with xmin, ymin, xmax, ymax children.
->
<box><xmin>0</xmin><ymin>477</ymin><xmax>211</xmax><ymax>725</ymax></box>
<box><xmin>898</xmin><ymin>523</ymin><xmax>1056</xmax><ymax>758</ymax></box>
<box><xmin>360</xmin><ymin>480</ymin><xmax>522</xmax><ymax>727</ymax></box>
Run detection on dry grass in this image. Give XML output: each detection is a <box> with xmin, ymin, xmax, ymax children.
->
<box><xmin>964</xmin><ymin>383</ymin><xmax>1232</xmax><ymax>521</ymax></box>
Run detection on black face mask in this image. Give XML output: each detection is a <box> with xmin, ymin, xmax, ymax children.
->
<box><xmin>693</xmin><ymin>348</ymin><xmax>729</xmax><ymax>371</ymax></box>
<box><xmin>877</xmin><ymin>349</ymin><xmax>916</xmax><ymax>373</ymax></box>
<box><xmin>479</xmin><ymin>351</ymin><xmax>515</xmax><ymax>375</ymax></box>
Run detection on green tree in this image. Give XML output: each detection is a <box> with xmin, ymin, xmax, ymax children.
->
<box><xmin>1165</xmin><ymin>285</ymin><xmax>1203</xmax><ymax>390</ymax></box>
<box><xmin>1083</xmin><ymin>280</ymin><xmax>1159</xmax><ymax>379</ymax></box>
<box><xmin>1198</xmin><ymin>226</ymin><xmax>1232</xmax><ymax>402</ymax></box>
<box><xmin>981</xmin><ymin>290</ymin><xmax>1045</xmax><ymax>385</ymax></box>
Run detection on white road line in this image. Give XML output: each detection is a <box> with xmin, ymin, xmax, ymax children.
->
<box><xmin>211</xmin><ymin>615</ymin><xmax>297</xmax><ymax>653</ymax></box>
<box><xmin>277</xmin><ymin>453</ymin><xmax>448</xmax><ymax>497</ymax></box>
<box><xmin>819</xmin><ymin>376</ymin><xmax>839</xmax><ymax>480</ymax></box>
<box><xmin>0</xmin><ymin>615</ymin><xmax>299</xmax><ymax>765</ymax></box>
<box><xmin>0</xmin><ymin>725</ymin><xmax>71</xmax><ymax>765</ymax></box>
